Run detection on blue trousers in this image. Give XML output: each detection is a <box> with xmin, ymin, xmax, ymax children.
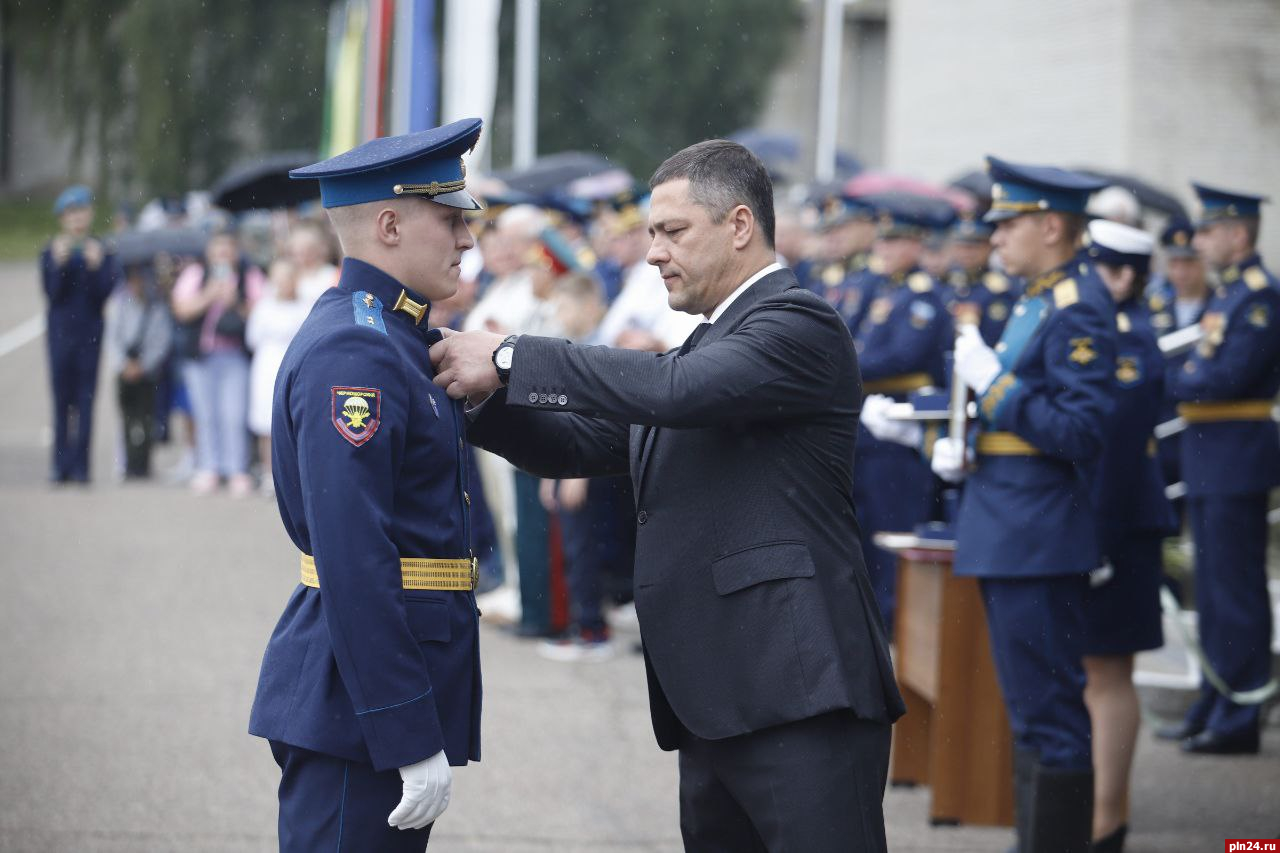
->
<box><xmin>981</xmin><ymin>575</ymin><xmax>1092</xmax><ymax>770</ymax></box>
<box><xmin>513</xmin><ymin>470</ymin><xmax>550</xmax><ymax>633</ymax></box>
<box><xmin>48</xmin><ymin>339</ymin><xmax>101</xmax><ymax>482</ymax></box>
<box><xmin>558</xmin><ymin>477</ymin><xmax>633</xmax><ymax>633</ymax></box>
<box><xmin>852</xmin><ymin>439</ymin><xmax>935</xmax><ymax>633</ymax></box>
<box><xmin>182</xmin><ymin>351</ymin><xmax>251</xmax><ymax>477</ymax></box>
<box><xmin>270</xmin><ymin>741</ymin><xmax>433</xmax><ymax>852</ymax></box>
<box><xmin>1183</xmin><ymin>494</ymin><xmax>1273</xmax><ymax>736</ymax></box>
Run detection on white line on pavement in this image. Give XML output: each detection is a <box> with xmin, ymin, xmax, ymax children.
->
<box><xmin>0</xmin><ymin>314</ymin><xmax>44</xmax><ymax>358</ymax></box>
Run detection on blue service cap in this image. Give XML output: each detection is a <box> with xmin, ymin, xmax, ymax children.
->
<box><xmin>949</xmin><ymin>212</ymin><xmax>994</xmax><ymax>242</ymax></box>
<box><xmin>864</xmin><ymin>193</ymin><xmax>948</xmax><ymax>239</ymax></box>
<box><xmin>1086</xmin><ymin>219</ymin><xmax>1153</xmax><ymax>276</ymax></box>
<box><xmin>290</xmin><ymin>118</ymin><xmax>484</xmax><ymax>210</ymax></box>
<box><xmin>984</xmin><ymin>156</ymin><xmax>1109</xmax><ymax>223</ymax></box>
<box><xmin>1191</xmin><ymin>182</ymin><xmax>1267</xmax><ymax>227</ymax></box>
<box><xmin>817</xmin><ymin>194</ymin><xmax>875</xmax><ymax>230</ymax></box>
<box><xmin>1159</xmin><ymin>217</ymin><xmax>1197</xmax><ymax>257</ymax></box>
<box><xmin>54</xmin><ymin>185</ymin><xmax>93</xmax><ymax>215</ymax></box>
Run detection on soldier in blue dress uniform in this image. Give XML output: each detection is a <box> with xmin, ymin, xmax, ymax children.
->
<box><xmin>941</xmin><ymin>214</ymin><xmax>1020</xmax><ymax>345</ymax></box>
<box><xmin>1081</xmin><ymin>220</ymin><xmax>1179</xmax><ymax>853</ymax></box>
<box><xmin>1146</xmin><ymin>218</ymin><xmax>1208</xmax><ymax>506</ymax></box>
<box><xmin>932</xmin><ymin>156</ymin><xmax>1114</xmax><ymax>853</ymax></box>
<box><xmin>1155</xmin><ymin>183</ymin><xmax>1280</xmax><ymax>755</ymax></box>
<box><xmin>248</xmin><ymin>118</ymin><xmax>486</xmax><ymax>849</ymax></box>
<box><xmin>796</xmin><ymin>194</ymin><xmax>878</xmax><ymax>332</ymax></box>
<box><xmin>852</xmin><ymin>197</ymin><xmax>950</xmax><ymax>631</ymax></box>
<box><xmin>40</xmin><ymin>185</ymin><xmax>121</xmax><ymax>484</ymax></box>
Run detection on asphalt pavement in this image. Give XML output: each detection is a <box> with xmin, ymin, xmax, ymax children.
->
<box><xmin>0</xmin><ymin>261</ymin><xmax>1275</xmax><ymax>851</ymax></box>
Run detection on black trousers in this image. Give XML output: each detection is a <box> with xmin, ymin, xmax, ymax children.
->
<box><xmin>117</xmin><ymin>376</ymin><xmax>157</xmax><ymax>478</ymax></box>
<box><xmin>678</xmin><ymin>711</ymin><xmax>891</xmax><ymax>853</ymax></box>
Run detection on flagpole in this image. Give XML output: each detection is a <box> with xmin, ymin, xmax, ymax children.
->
<box><xmin>814</xmin><ymin>0</ymin><xmax>844</xmax><ymax>183</ymax></box>
<box><xmin>513</xmin><ymin>0</ymin><xmax>539</xmax><ymax>169</ymax></box>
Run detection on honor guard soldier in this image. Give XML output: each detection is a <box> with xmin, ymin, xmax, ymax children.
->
<box><xmin>942</xmin><ymin>214</ymin><xmax>1020</xmax><ymax>345</ymax></box>
<box><xmin>797</xmin><ymin>194</ymin><xmax>878</xmax><ymax>331</ymax></box>
<box><xmin>40</xmin><ymin>185</ymin><xmax>120</xmax><ymax>484</ymax></box>
<box><xmin>932</xmin><ymin>157</ymin><xmax>1114</xmax><ymax>853</ymax></box>
<box><xmin>852</xmin><ymin>196</ymin><xmax>950</xmax><ymax>630</ymax></box>
<box><xmin>249</xmin><ymin>119</ymin><xmax>486</xmax><ymax>849</ymax></box>
<box><xmin>1156</xmin><ymin>183</ymin><xmax>1280</xmax><ymax>755</ymax></box>
<box><xmin>1082</xmin><ymin>220</ymin><xmax>1179</xmax><ymax>853</ymax></box>
<box><xmin>1146</xmin><ymin>218</ymin><xmax>1208</xmax><ymax>506</ymax></box>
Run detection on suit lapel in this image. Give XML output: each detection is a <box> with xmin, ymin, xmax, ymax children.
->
<box><xmin>631</xmin><ymin>268</ymin><xmax>798</xmax><ymax>501</ymax></box>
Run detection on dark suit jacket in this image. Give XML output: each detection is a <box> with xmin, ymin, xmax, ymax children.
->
<box><xmin>469</xmin><ymin>267</ymin><xmax>904</xmax><ymax>749</ymax></box>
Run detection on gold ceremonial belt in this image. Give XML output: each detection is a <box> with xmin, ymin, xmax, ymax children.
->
<box><xmin>862</xmin><ymin>373</ymin><xmax>935</xmax><ymax>395</ymax></box>
<box><xmin>300</xmin><ymin>554</ymin><xmax>478</xmax><ymax>591</ymax></box>
<box><xmin>976</xmin><ymin>432</ymin><xmax>1041</xmax><ymax>456</ymax></box>
<box><xmin>1176</xmin><ymin>400</ymin><xmax>1275</xmax><ymax>423</ymax></box>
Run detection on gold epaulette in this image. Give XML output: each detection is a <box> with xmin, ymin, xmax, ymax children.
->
<box><xmin>908</xmin><ymin>272</ymin><xmax>933</xmax><ymax>293</ymax></box>
<box><xmin>1053</xmin><ymin>279</ymin><xmax>1079</xmax><ymax>309</ymax></box>
<box><xmin>983</xmin><ymin>271</ymin><xmax>1010</xmax><ymax>294</ymax></box>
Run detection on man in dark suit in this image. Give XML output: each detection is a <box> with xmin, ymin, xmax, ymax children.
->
<box><xmin>432</xmin><ymin>140</ymin><xmax>904</xmax><ymax>852</ymax></box>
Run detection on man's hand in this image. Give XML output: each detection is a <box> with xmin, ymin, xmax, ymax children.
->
<box><xmin>50</xmin><ymin>236</ymin><xmax>72</xmax><ymax>267</ymax></box>
<box><xmin>558</xmin><ymin>478</ymin><xmax>588</xmax><ymax>511</ymax></box>
<box><xmin>388</xmin><ymin>750</ymin><xmax>452</xmax><ymax>830</ymax></box>
<box><xmin>954</xmin><ymin>325</ymin><xmax>1002</xmax><ymax>394</ymax></box>
<box><xmin>82</xmin><ymin>238</ymin><xmax>104</xmax><ymax>271</ymax></box>
<box><xmin>430</xmin><ymin>329</ymin><xmax>506</xmax><ymax>400</ymax></box>
<box><xmin>859</xmin><ymin>394</ymin><xmax>923</xmax><ymax>448</ymax></box>
<box><xmin>931</xmin><ymin>436</ymin><xmax>971</xmax><ymax>484</ymax></box>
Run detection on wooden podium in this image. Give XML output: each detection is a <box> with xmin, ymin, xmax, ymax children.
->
<box><xmin>876</xmin><ymin>532</ymin><xmax>1015</xmax><ymax>827</ymax></box>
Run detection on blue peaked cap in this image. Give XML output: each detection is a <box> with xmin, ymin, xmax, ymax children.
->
<box><xmin>291</xmin><ymin>118</ymin><xmax>484</xmax><ymax>210</ymax></box>
<box><xmin>1191</xmin><ymin>182</ymin><xmax>1267</xmax><ymax>226</ymax></box>
<box><xmin>984</xmin><ymin>156</ymin><xmax>1108</xmax><ymax>223</ymax></box>
<box><xmin>54</xmin><ymin>184</ymin><xmax>93</xmax><ymax>215</ymax></box>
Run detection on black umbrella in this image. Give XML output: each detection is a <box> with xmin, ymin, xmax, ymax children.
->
<box><xmin>494</xmin><ymin>151</ymin><xmax>618</xmax><ymax>197</ymax></box>
<box><xmin>210</xmin><ymin>150</ymin><xmax>320</xmax><ymax>212</ymax></box>
<box><xmin>110</xmin><ymin>227</ymin><xmax>210</xmax><ymax>266</ymax></box>
<box><xmin>1075</xmin><ymin>168</ymin><xmax>1188</xmax><ymax>219</ymax></box>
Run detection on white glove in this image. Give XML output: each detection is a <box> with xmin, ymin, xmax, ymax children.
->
<box><xmin>931</xmin><ymin>436</ymin><xmax>970</xmax><ymax>484</ymax></box>
<box><xmin>388</xmin><ymin>749</ymin><xmax>452</xmax><ymax>830</ymax></box>
<box><xmin>860</xmin><ymin>394</ymin><xmax>924</xmax><ymax>448</ymax></box>
<box><xmin>954</xmin><ymin>325</ymin><xmax>1003</xmax><ymax>394</ymax></box>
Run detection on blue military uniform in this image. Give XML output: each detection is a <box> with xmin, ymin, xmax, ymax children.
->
<box><xmin>851</xmin><ymin>200</ymin><xmax>950</xmax><ymax>630</ymax></box>
<box><xmin>249</xmin><ymin>119</ymin><xmax>485</xmax><ymax>850</ymax></box>
<box><xmin>40</xmin><ymin>186</ymin><xmax>120</xmax><ymax>483</ymax></box>
<box><xmin>939</xmin><ymin>216</ymin><xmax>1021</xmax><ymax>346</ymax></box>
<box><xmin>952</xmin><ymin>157</ymin><xmax>1114</xmax><ymax>853</ymax></box>
<box><xmin>1164</xmin><ymin>183</ymin><xmax>1279</xmax><ymax>753</ymax></box>
<box><xmin>1146</xmin><ymin>219</ymin><xmax>1207</xmax><ymax>500</ymax></box>
<box><xmin>796</xmin><ymin>195</ymin><xmax>877</xmax><ymax>331</ymax></box>
<box><xmin>1083</xmin><ymin>227</ymin><xmax>1178</xmax><ymax>656</ymax></box>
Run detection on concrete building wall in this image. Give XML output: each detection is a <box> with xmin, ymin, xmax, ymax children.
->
<box><xmin>883</xmin><ymin>0</ymin><xmax>1132</xmax><ymax>182</ymax></box>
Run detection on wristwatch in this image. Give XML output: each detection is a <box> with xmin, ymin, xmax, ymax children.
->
<box><xmin>492</xmin><ymin>335</ymin><xmax>518</xmax><ymax>386</ymax></box>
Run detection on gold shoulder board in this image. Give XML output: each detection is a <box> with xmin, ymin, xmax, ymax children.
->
<box><xmin>909</xmin><ymin>272</ymin><xmax>933</xmax><ymax>293</ymax></box>
<box><xmin>1244</xmin><ymin>266</ymin><xmax>1269</xmax><ymax>291</ymax></box>
<box><xmin>1053</xmin><ymin>279</ymin><xmax>1079</xmax><ymax>309</ymax></box>
<box><xmin>983</xmin><ymin>271</ymin><xmax>1009</xmax><ymax>294</ymax></box>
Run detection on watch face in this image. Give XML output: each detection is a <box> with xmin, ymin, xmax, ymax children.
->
<box><xmin>496</xmin><ymin>347</ymin><xmax>514</xmax><ymax>370</ymax></box>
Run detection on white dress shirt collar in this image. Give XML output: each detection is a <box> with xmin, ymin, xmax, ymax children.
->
<box><xmin>705</xmin><ymin>262</ymin><xmax>784</xmax><ymax>324</ymax></box>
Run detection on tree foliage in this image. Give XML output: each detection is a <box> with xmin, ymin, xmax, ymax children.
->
<box><xmin>2</xmin><ymin>0</ymin><xmax>328</xmax><ymax>197</ymax></box>
<box><xmin>517</xmin><ymin>0</ymin><xmax>805</xmax><ymax>177</ymax></box>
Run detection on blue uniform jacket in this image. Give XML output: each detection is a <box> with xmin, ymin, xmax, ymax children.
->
<box><xmin>799</xmin><ymin>252</ymin><xmax>872</xmax><ymax>334</ymax></box>
<box><xmin>1093</xmin><ymin>302</ymin><xmax>1178</xmax><ymax>549</ymax></box>
<box><xmin>1167</xmin><ymin>255</ymin><xmax>1280</xmax><ymax>497</ymax></box>
<box><xmin>955</xmin><ymin>255</ymin><xmax>1117</xmax><ymax>578</ymax></box>
<box><xmin>854</xmin><ymin>268</ymin><xmax>949</xmax><ymax>394</ymax></box>
<box><xmin>249</xmin><ymin>258</ymin><xmax>482</xmax><ymax>772</ymax></box>
<box><xmin>40</xmin><ymin>242</ymin><xmax>119</xmax><ymax>353</ymax></box>
<box><xmin>939</xmin><ymin>266</ymin><xmax>1020</xmax><ymax>346</ymax></box>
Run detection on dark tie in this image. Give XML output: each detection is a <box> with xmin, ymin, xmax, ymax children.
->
<box><xmin>679</xmin><ymin>322</ymin><xmax>713</xmax><ymax>355</ymax></box>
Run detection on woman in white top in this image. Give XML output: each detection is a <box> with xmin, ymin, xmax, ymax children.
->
<box><xmin>246</xmin><ymin>259</ymin><xmax>312</xmax><ymax>493</ymax></box>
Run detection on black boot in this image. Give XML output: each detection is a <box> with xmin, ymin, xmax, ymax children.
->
<box><xmin>1024</xmin><ymin>764</ymin><xmax>1094</xmax><ymax>853</ymax></box>
<box><xmin>1091</xmin><ymin>823</ymin><xmax>1127</xmax><ymax>853</ymax></box>
<box><xmin>1008</xmin><ymin>748</ymin><xmax>1038</xmax><ymax>853</ymax></box>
